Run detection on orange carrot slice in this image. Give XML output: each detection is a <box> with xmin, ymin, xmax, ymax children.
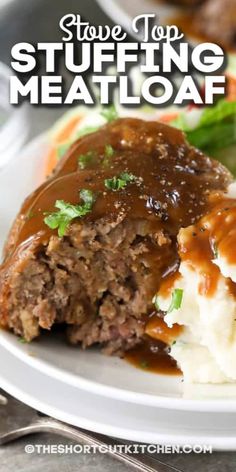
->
<box><xmin>159</xmin><ymin>112</ymin><xmax>179</xmax><ymax>123</ymax></box>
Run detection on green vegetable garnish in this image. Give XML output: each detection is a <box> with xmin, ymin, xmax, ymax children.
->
<box><xmin>186</xmin><ymin>121</ymin><xmax>236</xmax><ymax>153</ymax></box>
<box><xmin>44</xmin><ymin>190</ymin><xmax>96</xmax><ymax>237</ymax></box>
<box><xmin>101</xmin><ymin>105</ymin><xmax>118</xmax><ymax>123</ymax></box>
<box><xmin>78</xmin><ymin>151</ymin><xmax>95</xmax><ymax>169</ymax></box>
<box><xmin>171</xmin><ymin>113</ymin><xmax>189</xmax><ymax>131</ymax></box>
<box><xmin>199</xmin><ymin>100</ymin><xmax>236</xmax><ymax>127</ymax></box>
<box><xmin>140</xmin><ymin>361</ymin><xmax>149</xmax><ymax>369</ymax></box>
<box><xmin>18</xmin><ymin>337</ymin><xmax>27</xmax><ymax>344</ymax></box>
<box><xmin>152</xmin><ymin>288</ymin><xmax>183</xmax><ymax>314</ymax></box>
<box><xmin>171</xmin><ymin>99</ymin><xmax>236</xmax><ymax>175</ymax></box>
<box><xmin>77</xmin><ymin>125</ymin><xmax>100</xmax><ymax>139</ymax></box>
<box><xmin>172</xmin><ymin>100</ymin><xmax>236</xmax><ymax>133</ymax></box>
<box><xmin>57</xmin><ymin>127</ymin><xmax>100</xmax><ymax>161</ymax></box>
<box><xmin>56</xmin><ymin>106</ymin><xmax>117</xmax><ymax>162</ymax></box>
<box><xmin>57</xmin><ymin>142</ymin><xmax>71</xmax><ymax>159</ymax></box>
<box><xmin>104</xmin><ymin>172</ymin><xmax>137</xmax><ymax>191</ymax></box>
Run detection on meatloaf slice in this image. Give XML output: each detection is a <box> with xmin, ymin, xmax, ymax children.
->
<box><xmin>0</xmin><ymin>118</ymin><xmax>231</xmax><ymax>354</ymax></box>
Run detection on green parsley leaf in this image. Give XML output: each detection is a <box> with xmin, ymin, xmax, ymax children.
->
<box><xmin>78</xmin><ymin>151</ymin><xmax>95</xmax><ymax>169</ymax></box>
<box><xmin>105</xmin><ymin>172</ymin><xmax>137</xmax><ymax>191</ymax></box>
<box><xmin>140</xmin><ymin>361</ymin><xmax>149</xmax><ymax>369</ymax></box>
<box><xmin>167</xmin><ymin>289</ymin><xmax>184</xmax><ymax>313</ymax></box>
<box><xmin>152</xmin><ymin>288</ymin><xmax>183</xmax><ymax>314</ymax></box>
<box><xmin>101</xmin><ymin>105</ymin><xmax>118</xmax><ymax>123</ymax></box>
<box><xmin>105</xmin><ymin>144</ymin><xmax>114</xmax><ymax>158</ymax></box>
<box><xmin>79</xmin><ymin>189</ymin><xmax>96</xmax><ymax>206</ymax></box>
<box><xmin>102</xmin><ymin>144</ymin><xmax>115</xmax><ymax>166</ymax></box>
<box><xmin>44</xmin><ymin>190</ymin><xmax>96</xmax><ymax>237</ymax></box>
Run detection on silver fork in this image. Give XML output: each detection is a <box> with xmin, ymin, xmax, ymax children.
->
<box><xmin>0</xmin><ymin>391</ymin><xmax>182</xmax><ymax>472</ymax></box>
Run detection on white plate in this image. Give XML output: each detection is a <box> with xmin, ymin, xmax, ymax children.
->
<box><xmin>2</xmin><ymin>133</ymin><xmax>236</xmax><ymax>415</ymax></box>
<box><xmin>3</xmin><ymin>328</ymin><xmax>236</xmax><ymax>413</ymax></box>
<box><xmin>2</xmin><ymin>342</ymin><xmax>236</xmax><ymax>448</ymax></box>
<box><xmin>0</xmin><ymin>133</ymin><xmax>48</xmax><ymax>255</ymax></box>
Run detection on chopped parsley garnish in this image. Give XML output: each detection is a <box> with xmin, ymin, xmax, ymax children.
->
<box><xmin>105</xmin><ymin>144</ymin><xmax>114</xmax><ymax>158</ymax></box>
<box><xmin>152</xmin><ymin>288</ymin><xmax>183</xmax><ymax>314</ymax></box>
<box><xmin>101</xmin><ymin>105</ymin><xmax>118</xmax><ymax>123</ymax></box>
<box><xmin>168</xmin><ymin>289</ymin><xmax>183</xmax><ymax>313</ymax></box>
<box><xmin>140</xmin><ymin>360</ymin><xmax>149</xmax><ymax>369</ymax></box>
<box><xmin>105</xmin><ymin>172</ymin><xmax>137</xmax><ymax>191</ymax></box>
<box><xmin>79</xmin><ymin>189</ymin><xmax>96</xmax><ymax>206</ymax></box>
<box><xmin>78</xmin><ymin>146</ymin><xmax>115</xmax><ymax>169</ymax></box>
<box><xmin>103</xmin><ymin>144</ymin><xmax>115</xmax><ymax>166</ymax></box>
<box><xmin>44</xmin><ymin>190</ymin><xmax>96</xmax><ymax>237</ymax></box>
<box><xmin>78</xmin><ymin>151</ymin><xmax>95</xmax><ymax>169</ymax></box>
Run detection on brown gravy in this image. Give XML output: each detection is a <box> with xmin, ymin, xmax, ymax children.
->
<box><xmin>155</xmin><ymin>198</ymin><xmax>236</xmax><ymax>311</ymax></box>
<box><xmin>1</xmin><ymin>118</ymin><xmax>232</xmax><ymax>375</ymax></box>
<box><xmin>125</xmin><ymin>337</ymin><xmax>181</xmax><ymax>375</ymax></box>
<box><xmin>5</xmin><ymin>119</ymin><xmax>230</xmax><ymax>260</ymax></box>
<box><xmin>178</xmin><ymin>198</ymin><xmax>236</xmax><ymax>298</ymax></box>
<box><xmin>145</xmin><ymin>316</ymin><xmax>183</xmax><ymax>344</ymax></box>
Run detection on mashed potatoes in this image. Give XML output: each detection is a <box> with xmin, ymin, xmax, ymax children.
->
<box><xmin>156</xmin><ymin>182</ymin><xmax>236</xmax><ymax>384</ymax></box>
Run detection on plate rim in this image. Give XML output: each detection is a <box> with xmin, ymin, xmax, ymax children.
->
<box><xmin>1</xmin><ymin>341</ymin><xmax>236</xmax><ymax>449</ymax></box>
<box><xmin>3</xmin><ymin>329</ymin><xmax>236</xmax><ymax>413</ymax></box>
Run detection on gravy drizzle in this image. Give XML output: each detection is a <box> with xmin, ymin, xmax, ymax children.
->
<box><xmin>2</xmin><ymin>118</ymin><xmax>232</xmax><ymax>374</ymax></box>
